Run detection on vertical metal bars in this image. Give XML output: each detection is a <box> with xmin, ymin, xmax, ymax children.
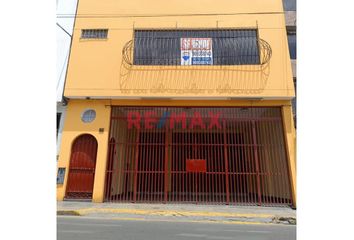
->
<box><xmin>133</xmin><ymin>29</ymin><xmax>260</xmax><ymax>65</ymax></box>
<box><xmin>104</xmin><ymin>107</ymin><xmax>293</xmax><ymax>207</ymax></box>
<box><xmin>66</xmin><ymin>134</ymin><xmax>98</xmax><ymax>199</ymax></box>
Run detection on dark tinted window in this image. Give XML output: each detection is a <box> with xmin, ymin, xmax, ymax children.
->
<box><xmin>287</xmin><ymin>33</ymin><xmax>296</xmax><ymax>59</ymax></box>
<box><xmin>283</xmin><ymin>0</ymin><xmax>296</xmax><ymax>11</ymax></box>
<box><xmin>133</xmin><ymin>30</ymin><xmax>260</xmax><ymax>65</ymax></box>
<box><xmin>57</xmin><ymin>113</ymin><xmax>61</xmax><ymax>136</ymax></box>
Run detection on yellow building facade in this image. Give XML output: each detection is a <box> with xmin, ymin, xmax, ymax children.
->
<box><xmin>57</xmin><ymin>0</ymin><xmax>296</xmax><ymax>208</ymax></box>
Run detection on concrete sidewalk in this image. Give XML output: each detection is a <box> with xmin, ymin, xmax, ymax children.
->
<box><xmin>57</xmin><ymin>201</ymin><xmax>296</xmax><ymax>225</ymax></box>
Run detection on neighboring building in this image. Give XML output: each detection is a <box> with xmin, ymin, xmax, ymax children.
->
<box><xmin>56</xmin><ymin>26</ymin><xmax>69</xmax><ymax>158</ymax></box>
<box><xmin>56</xmin><ymin>0</ymin><xmax>296</xmax><ymax>208</ymax></box>
<box><xmin>56</xmin><ymin>0</ymin><xmax>78</xmax><ymax>158</ymax></box>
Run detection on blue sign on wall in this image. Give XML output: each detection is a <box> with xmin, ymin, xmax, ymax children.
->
<box><xmin>192</xmin><ymin>57</ymin><xmax>212</xmax><ymax>65</ymax></box>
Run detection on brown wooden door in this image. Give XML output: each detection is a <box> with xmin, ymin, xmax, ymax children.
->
<box><xmin>66</xmin><ymin>134</ymin><xmax>98</xmax><ymax>199</ymax></box>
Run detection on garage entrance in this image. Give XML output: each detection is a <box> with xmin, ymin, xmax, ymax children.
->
<box><xmin>104</xmin><ymin>107</ymin><xmax>293</xmax><ymax>207</ymax></box>
<box><xmin>66</xmin><ymin>134</ymin><xmax>98</xmax><ymax>199</ymax></box>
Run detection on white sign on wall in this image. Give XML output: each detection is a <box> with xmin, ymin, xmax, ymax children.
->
<box><xmin>180</xmin><ymin>38</ymin><xmax>213</xmax><ymax>65</ymax></box>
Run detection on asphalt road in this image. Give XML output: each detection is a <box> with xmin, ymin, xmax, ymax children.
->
<box><xmin>57</xmin><ymin>216</ymin><xmax>296</xmax><ymax>240</ymax></box>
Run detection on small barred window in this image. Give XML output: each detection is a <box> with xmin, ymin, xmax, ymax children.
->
<box><xmin>81</xmin><ymin>29</ymin><xmax>108</xmax><ymax>39</ymax></box>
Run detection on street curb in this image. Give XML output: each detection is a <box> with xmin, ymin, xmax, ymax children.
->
<box><xmin>56</xmin><ymin>208</ymin><xmax>296</xmax><ymax>225</ymax></box>
<box><xmin>75</xmin><ymin>208</ymin><xmax>275</xmax><ymax>218</ymax></box>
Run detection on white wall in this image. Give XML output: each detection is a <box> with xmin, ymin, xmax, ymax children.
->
<box><xmin>56</xmin><ymin>104</ymin><xmax>67</xmax><ymax>156</ymax></box>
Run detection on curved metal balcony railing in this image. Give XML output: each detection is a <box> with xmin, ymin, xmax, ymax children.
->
<box><xmin>118</xmin><ymin>36</ymin><xmax>272</xmax><ymax>95</ymax></box>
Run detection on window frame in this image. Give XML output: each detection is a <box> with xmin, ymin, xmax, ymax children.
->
<box><xmin>81</xmin><ymin>109</ymin><xmax>96</xmax><ymax>123</ymax></box>
<box><xmin>132</xmin><ymin>28</ymin><xmax>262</xmax><ymax>66</ymax></box>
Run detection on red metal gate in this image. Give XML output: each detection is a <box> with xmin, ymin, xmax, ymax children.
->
<box><xmin>105</xmin><ymin>107</ymin><xmax>293</xmax><ymax>207</ymax></box>
<box><xmin>66</xmin><ymin>134</ymin><xmax>98</xmax><ymax>199</ymax></box>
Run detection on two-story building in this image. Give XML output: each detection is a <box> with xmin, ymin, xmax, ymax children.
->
<box><xmin>57</xmin><ymin>0</ymin><xmax>296</xmax><ymax>208</ymax></box>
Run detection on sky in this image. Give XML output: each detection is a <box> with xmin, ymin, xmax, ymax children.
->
<box><xmin>56</xmin><ymin>0</ymin><xmax>77</xmax><ymax>102</ymax></box>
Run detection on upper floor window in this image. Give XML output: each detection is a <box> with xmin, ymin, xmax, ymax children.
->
<box><xmin>283</xmin><ymin>0</ymin><xmax>296</xmax><ymax>11</ymax></box>
<box><xmin>81</xmin><ymin>29</ymin><xmax>108</xmax><ymax>39</ymax></box>
<box><xmin>287</xmin><ymin>31</ymin><xmax>296</xmax><ymax>59</ymax></box>
<box><xmin>133</xmin><ymin>29</ymin><xmax>260</xmax><ymax>66</ymax></box>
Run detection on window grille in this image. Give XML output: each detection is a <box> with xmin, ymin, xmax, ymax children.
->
<box><xmin>105</xmin><ymin>106</ymin><xmax>293</xmax><ymax>207</ymax></box>
<box><xmin>133</xmin><ymin>29</ymin><xmax>261</xmax><ymax>66</ymax></box>
<box><xmin>81</xmin><ymin>29</ymin><xmax>108</xmax><ymax>39</ymax></box>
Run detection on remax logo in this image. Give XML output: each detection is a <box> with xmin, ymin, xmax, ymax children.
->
<box><xmin>127</xmin><ymin>111</ymin><xmax>222</xmax><ymax>129</ymax></box>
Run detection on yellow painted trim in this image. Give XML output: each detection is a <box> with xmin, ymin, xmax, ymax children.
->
<box><xmin>109</xmin><ymin>99</ymin><xmax>292</xmax><ymax>107</ymax></box>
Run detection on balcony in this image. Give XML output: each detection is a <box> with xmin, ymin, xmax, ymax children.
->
<box><xmin>118</xmin><ymin>29</ymin><xmax>272</xmax><ymax>96</ymax></box>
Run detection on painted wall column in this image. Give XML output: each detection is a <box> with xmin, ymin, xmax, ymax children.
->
<box><xmin>92</xmin><ymin>124</ymin><xmax>111</xmax><ymax>202</ymax></box>
<box><xmin>282</xmin><ymin>104</ymin><xmax>297</xmax><ymax>208</ymax></box>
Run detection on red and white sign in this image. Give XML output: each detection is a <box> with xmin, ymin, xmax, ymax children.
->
<box><xmin>181</xmin><ymin>38</ymin><xmax>213</xmax><ymax>65</ymax></box>
<box><xmin>181</xmin><ymin>38</ymin><xmax>212</xmax><ymax>50</ymax></box>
